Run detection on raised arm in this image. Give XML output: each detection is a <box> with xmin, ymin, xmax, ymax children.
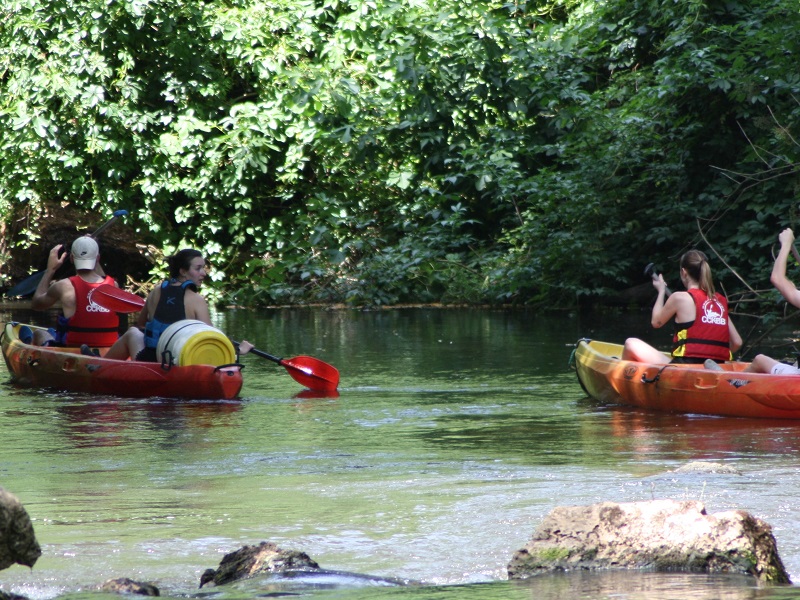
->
<box><xmin>770</xmin><ymin>228</ymin><xmax>800</xmax><ymax>309</ymax></box>
<box><xmin>31</xmin><ymin>244</ymin><xmax>68</xmax><ymax>311</ymax></box>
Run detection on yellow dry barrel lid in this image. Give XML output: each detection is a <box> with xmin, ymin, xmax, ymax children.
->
<box><xmin>157</xmin><ymin>320</ymin><xmax>235</xmax><ymax>366</ymax></box>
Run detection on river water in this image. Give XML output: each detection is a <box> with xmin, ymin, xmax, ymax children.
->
<box><xmin>2</xmin><ymin>306</ymin><xmax>800</xmax><ymax>600</ymax></box>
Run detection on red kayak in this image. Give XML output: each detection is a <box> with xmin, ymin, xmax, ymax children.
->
<box><xmin>1</xmin><ymin>322</ymin><xmax>244</xmax><ymax>400</ymax></box>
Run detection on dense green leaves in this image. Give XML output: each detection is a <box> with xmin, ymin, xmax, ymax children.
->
<box><xmin>2</xmin><ymin>0</ymin><xmax>800</xmax><ymax>308</ymax></box>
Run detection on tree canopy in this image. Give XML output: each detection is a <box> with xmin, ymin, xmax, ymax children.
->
<box><xmin>2</xmin><ymin>0</ymin><xmax>799</xmax><ymax>309</ymax></box>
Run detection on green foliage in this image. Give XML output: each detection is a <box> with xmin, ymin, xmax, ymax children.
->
<box><xmin>2</xmin><ymin>0</ymin><xmax>800</xmax><ymax>310</ymax></box>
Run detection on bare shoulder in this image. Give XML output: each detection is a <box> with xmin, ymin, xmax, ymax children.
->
<box><xmin>145</xmin><ymin>286</ymin><xmax>161</xmax><ymax>311</ymax></box>
<box><xmin>51</xmin><ymin>278</ymin><xmax>76</xmax><ymax>297</ymax></box>
<box><xmin>672</xmin><ymin>290</ymin><xmax>697</xmax><ymax>305</ymax></box>
<box><xmin>185</xmin><ymin>290</ymin><xmax>211</xmax><ymax>323</ymax></box>
<box><xmin>186</xmin><ymin>290</ymin><xmax>209</xmax><ymax>311</ymax></box>
<box><xmin>186</xmin><ymin>288</ymin><xmax>207</xmax><ymax>302</ymax></box>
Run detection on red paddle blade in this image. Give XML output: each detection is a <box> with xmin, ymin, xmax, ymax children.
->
<box><xmin>280</xmin><ymin>356</ymin><xmax>340</xmax><ymax>392</ymax></box>
<box><xmin>91</xmin><ymin>284</ymin><xmax>146</xmax><ymax>313</ymax></box>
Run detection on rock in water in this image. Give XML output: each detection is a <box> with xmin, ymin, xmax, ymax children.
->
<box><xmin>672</xmin><ymin>462</ymin><xmax>741</xmax><ymax>475</ymax></box>
<box><xmin>508</xmin><ymin>500</ymin><xmax>789</xmax><ymax>583</ymax></box>
<box><xmin>0</xmin><ymin>488</ymin><xmax>41</xmax><ymax>570</ymax></box>
<box><xmin>200</xmin><ymin>542</ymin><xmax>321</xmax><ymax>587</ymax></box>
<box><xmin>99</xmin><ymin>578</ymin><xmax>160</xmax><ymax>596</ymax></box>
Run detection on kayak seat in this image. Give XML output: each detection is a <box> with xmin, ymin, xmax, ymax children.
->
<box><xmin>18</xmin><ymin>326</ymin><xmax>33</xmax><ymax>345</ymax></box>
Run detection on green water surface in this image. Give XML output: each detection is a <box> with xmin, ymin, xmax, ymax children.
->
<box><xmin>1</xmin><ymin>307</ymin><xmax>800</xmax><ymax>600</ymax></box>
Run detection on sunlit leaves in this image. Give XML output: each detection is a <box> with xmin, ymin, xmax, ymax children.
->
<box><xmin>2</xmin><ymin>0</ymin><xmax>800</xmax><ymax>309</ymax></box>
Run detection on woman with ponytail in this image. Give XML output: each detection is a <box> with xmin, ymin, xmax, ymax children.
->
<box><xmin>103</xmin><ymin>249</ymin><xmax>251</xmax><ymax>361</ymax></box>
<box><xmin>622</xmin><ymin>250</ymin><xmax>742</xmax><ymax>365</ymax></box>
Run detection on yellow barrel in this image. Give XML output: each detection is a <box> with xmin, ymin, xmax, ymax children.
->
<box><xmin>156</xmin><ymin>320</ymin><xmax>235</xmax><ymax>367</ymax></box>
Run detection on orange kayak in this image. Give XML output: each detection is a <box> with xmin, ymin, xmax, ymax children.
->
<box><xmin>1</xmin><ymin>322</ymin><xmax>244</xmax><ymax>400</ymax></box>
<box><xmin>572</xmin><ymin>338</ymin><xmax>800</xmax><ymax>419</ymax></box>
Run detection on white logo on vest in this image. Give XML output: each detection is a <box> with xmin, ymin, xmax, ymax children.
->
<box><xmin>701</xmin><ymin>298</ymin><xmax>726</xmax><ymax>326</ymax></box>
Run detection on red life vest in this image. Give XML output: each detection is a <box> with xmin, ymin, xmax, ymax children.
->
<box><xmin>672</xmin><ymin>288</ymin><xmax>731</xmax><ymax>361</ymax></box>
<box><xmin>63</xmin><ymin>275</ymin><xmax>120</xmax><ymax>346</ymax></box>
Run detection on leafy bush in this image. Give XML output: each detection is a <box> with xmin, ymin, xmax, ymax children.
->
<box><xmin>2</xmin><ymin>0</ymin><xmax>800</xmax><ymax>310</ymax></box>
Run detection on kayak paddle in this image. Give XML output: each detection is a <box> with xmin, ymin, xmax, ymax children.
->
<box><xmin>89</xmin><ymin>286</ymin><xmax>341</xmax><ymax>391</ymax></box>
<box><xmin>91</xmin><ymin>209</ymin><xmax>129</xmax><ymax>238</ymax></box>
<box><xmin>91</xmin><ymin>284</ymin><xmax>146</xmax><ymax>313</ymax></box>
<box><xmin>643</xmin><ymin>262</ymin><xmax>672</xmax><ymax>297</ymax></box>
<box><xmin>5</xmin><ymin>209</ymin><xmax>129</xmax><ymax>298</ymax></box>
<box><xmin>239</xmin><ymin>345</ymin><xmax>340</xmax><ymax>392</ymax></box>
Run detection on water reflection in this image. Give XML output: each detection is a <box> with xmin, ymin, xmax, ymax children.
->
<box><xmin>600</xmin><ymin>406</ymin><xmax>800</xmax><ymax>459</ymax></box>
<box><xmin>53</xmin><ymin>397</ymin><xmax>242</xmax><ymax>449</ymax></box>
<box><xmin>260</xmin><ymin>572</ymin><xmax>787</xmax><ymax>600</ymax></box>
<box><xmin>510</xmin><ymin>572</ymin><xmax>779</xmax><ymax>600</ymax></box>
<box><xmin>295</xmin><ymin>389</ymin><xmax>341</xmax><ymax>400</ymax></box>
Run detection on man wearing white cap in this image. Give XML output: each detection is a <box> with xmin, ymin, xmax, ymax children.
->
<box><xmin>31</xmin><ymin>236</ymin><xmax>120</xmax><ymax>347</ymax></box>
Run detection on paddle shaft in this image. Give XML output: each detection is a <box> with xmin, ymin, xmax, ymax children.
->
<box><xmin>248</xmin><ymin>347</ymin><xmax>283</xmax><ymax>364</ymax></box>
<box><xmin>91</xmin><ymin>209</ymin><xmax>129</xmax><ymax>238</ymax></box>
<box><xmin>58</xmin><ymin>209</ymin><xmax>129</xmax><ymax>259</ymax></box>
<box><xmin>792</xmin><ymin>244</ymin><xmax>800</xmax><ymax>266</ymax></box>
<box><xmin>6</xmin><ymin>209</ymin><xmax>129</xmax><ymax>297</ymax></box>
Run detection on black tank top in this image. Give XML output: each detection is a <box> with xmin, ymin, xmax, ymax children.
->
<box><xmin>143</xmin><ymin>280</ymin><xmax>196</xmax><ymax>349</ymax></box>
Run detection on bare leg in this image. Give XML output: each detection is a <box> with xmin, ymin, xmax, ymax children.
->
<box><xmin>622</xmin><ymin>337</ymin><xmax>671</xmax><ymax>364</ymax></box>
<box><xmin>744</xmin><ymin>354</ymin><xmax>780</xmax><ymax>374</ymax></box>
<box><xmin>104</xmin><ymin>327</ymin><xmax>145</xmax><ymax>361</ymax></box>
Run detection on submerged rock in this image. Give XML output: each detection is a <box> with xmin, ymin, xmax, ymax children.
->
<box><xmin>673</xmin><ymin>462</ymin><xmax>742</xmax><ymax>475</ymax></box>
<box><xmin>0</xmin><ymin>488</ymin><xmax>41</xmax><ymax>570</ymax></box>
<box><xmin>508</xmin><ymin>500</ymin><xmax>789</xmax><ymax>583</ymax></box>
<box><xmin>99</xmin><ymin>578</ymin><xmax>160</xmax><ymax>596</ymax></box>
<box><xmin>199</xmin><ymin>541</ymin><xmax>410</xmax><ymax>590</ymax></box>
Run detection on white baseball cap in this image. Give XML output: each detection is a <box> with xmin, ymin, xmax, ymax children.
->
<box><xmin>71</xmin><ymin>236</ymin><xmax>99</xmax><ymax>270</ymax></box>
